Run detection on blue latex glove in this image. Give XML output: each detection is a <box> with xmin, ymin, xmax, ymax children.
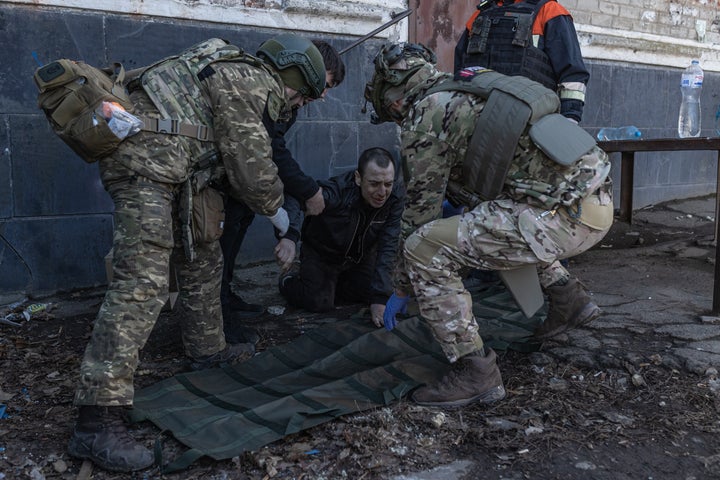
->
<box><xmin>442</xmin><ymin>200</ymin><xmax>465</xmax><ymax>218</ymax></box>
<box><xmin>383</xmin><ymin>293</ymin><xmax>409</xmax><ymax>331</ymax></box>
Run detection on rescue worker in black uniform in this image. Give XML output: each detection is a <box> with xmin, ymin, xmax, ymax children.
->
<box><xmin>455</xmin><ymin>0</ymin><xmax>589</xmax><ymax>123</ymax></box>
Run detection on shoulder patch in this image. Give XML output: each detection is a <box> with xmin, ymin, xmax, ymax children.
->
<box><xmin>265</xmin><ymin>90</ymin><xmax>283</xmax><ymax>122</ymax></box>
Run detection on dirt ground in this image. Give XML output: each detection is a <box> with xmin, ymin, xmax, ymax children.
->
<box><xmin>2</xmin><ymin>198</ymin><xmax>720</xmax><ymax>480</ymax></box>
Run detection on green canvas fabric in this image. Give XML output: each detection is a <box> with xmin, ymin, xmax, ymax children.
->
<box><xmin>470</xmin><ymin>278</ymin><xmax>546</xmax><ymax>352</ymax></box>
<box><xmin>130</xmin><ymin>281</ymin><xmax>545</xmax><ymax>472</ymax></box>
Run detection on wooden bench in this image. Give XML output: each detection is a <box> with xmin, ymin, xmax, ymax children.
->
<box><xmin>597</xmin><ymin>137</ymin><xmax>720</xmax><ymax>313</ymax></box>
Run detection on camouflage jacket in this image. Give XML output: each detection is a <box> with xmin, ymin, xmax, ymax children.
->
<box><xmin>395</xmin><ymin>82</ymin><xmax>610</xmax><ymax>292</ymax></box>
<box><xmin>102</xmin><ymin>60</ymin><xmax>286</xmax><ymax>216</ymax></box>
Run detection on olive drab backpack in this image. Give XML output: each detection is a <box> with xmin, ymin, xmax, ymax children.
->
<box><xmin>33</xmin><ymin>59</ymin><xmax>139</xmax><ymax>162</ymax></box>
<box><xmin>33</xmin><ymin>38</ymin><xmax>252</xmax><ymax>163</ymax></box>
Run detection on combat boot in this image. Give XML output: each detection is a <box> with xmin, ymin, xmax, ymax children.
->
<box><xmin>67</xmin><ymin>405</ymin><xmax>154</xmax><ymax>472</ymax></box>
<box><xmin>190</xmin><ymin>342</ymin><xmax>255</xmax><ymax>371</ymax></box>
<box><xmin>535</xmin><ymin>277</ymin><xmax>601</xmax><ymax>340</ymax></box>
<box><xmin>411</xmin><ymin>349</ymin><xmax>506</xmax><ymax>407</ymax></box>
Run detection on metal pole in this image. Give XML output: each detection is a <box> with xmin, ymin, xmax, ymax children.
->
<box><xmin>338</xmin><ymin>9</ymin><xmax>413</xmax><ymax>55</ymax></box>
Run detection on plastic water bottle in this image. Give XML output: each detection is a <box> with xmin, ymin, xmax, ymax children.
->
<box><xmin>596</xmin><ymin>126</ymin><xmax>642</xmax><ymax>141</ymax></box>
<box><xmin>678</xmin><ymin>60</ymin><xmax>703</xmax><ymax>138</ymax></box>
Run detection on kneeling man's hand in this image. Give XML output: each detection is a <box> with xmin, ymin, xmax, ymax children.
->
<box><xmin>274</xmin><ymin>238</ymin><xmax>296</xmax><ymax>273</ymax></box>
<box><xmin>370</xmin><ymin>303</ymin><xmax>385</xmax><ymax>328</ymax></box>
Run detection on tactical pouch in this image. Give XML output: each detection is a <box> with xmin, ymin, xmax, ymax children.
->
<box><xmin>34</xmin><ymin>59</ymin><xmax>136</xmax><ymax>162</ymax></box>
<box><xmin>528</xmin><ymin>114</ymin><xmax>596</xmax><ymax>166</ymax></box>
<box><xmin>192</xmin><ymin>187</ymin><xmax>225</xmax><ymax>245</ymax></box>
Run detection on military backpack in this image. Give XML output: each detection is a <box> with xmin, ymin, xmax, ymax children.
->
<box><xmin>33</xmin><ymin>59</ymin><xmax>138</xmax><ymax>162</ymax></box>
<box><xmin>33</xmin><ymin>38</ymin><xmax>259</xmax><ymax>163</ymax></box>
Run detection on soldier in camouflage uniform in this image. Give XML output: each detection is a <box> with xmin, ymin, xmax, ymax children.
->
<box><xmin>67</xmin><ymin>34</ymin><xmax>327</xmax><ymax>473</ymax></box>
<box><xmin>365</xmin><ymin>43</ymin><xmax>613</xmax><ymax>408</ymax></box>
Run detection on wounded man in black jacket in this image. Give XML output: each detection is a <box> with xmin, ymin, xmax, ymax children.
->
<box><xmin>277</xmin><ymin>147</ymin><xmax>405</xmax><ymax>327</ymax></box>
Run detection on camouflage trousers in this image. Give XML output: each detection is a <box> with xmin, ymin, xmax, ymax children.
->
<box><xmin>403</xmin><ymin>198</ymin><xmax>611</xmax><ymax>363</ymax></box>
<box><xmin>74</xmin><ymin>173</ymin><xmax>226</xmax><ymax>407</ymax></box>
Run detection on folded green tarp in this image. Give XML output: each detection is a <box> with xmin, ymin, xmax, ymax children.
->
<box><xmin>130</xmin><ymin>281</ymin><xmax>544</xmax><ymax>472</ymax></box>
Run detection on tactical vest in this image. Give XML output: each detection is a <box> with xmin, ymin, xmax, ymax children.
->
<box><xmin>424</xmin><ymin>68</ymin><xmax>603</xmax><ymax>210</ymax></box>
<box><xmin>133</xmin><ymin>39</ymin><xmax>254</xmax><ymax>147</ymax></box>
<box><xmin>461</xmin><ymin>0</ymin><xmax>556</xmax><ymax>90</ymax></box>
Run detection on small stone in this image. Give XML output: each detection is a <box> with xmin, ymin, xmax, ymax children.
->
<box><xmin>548</xmin><ymin>377</ymin><xmax>569</xmax><ymax>391</ymax></box>
<box><xmin>52</xmin><ymin>459</ymin><xmax>68</xmax><ymax>473</ymax></box>
<box><xmin>574</xmin><ymin>461</ymin><xmax>597</xmax><ymax>471</ymax></box>
<box><xmin>485</xmin><ymin>417</ymin><xmax>522</xmax><ymax>431</ymax></box>
<box><xmin>708</xmin><ymin>378</ymin><xmax>720</xmax><ymax>395</ymax></box>
<box><xmin>266</xmin><ymin>305</ymin><xmax>285</xmax><ymax>315</ymax></box>
<box><xmin>430</xmin><ymin>412</ymin><xmax>446</xmax><ymax>428</ymax></box>
<box><xmin>631</xmin><ymin>373</ymin><xmax>646</xmax><ymax>387</ymax></box>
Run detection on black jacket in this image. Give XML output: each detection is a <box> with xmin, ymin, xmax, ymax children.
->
<box><xmin>269</xmin><ymin>110</ymin><xmax>320</xmax><ymax>202</ymax></box>
<box><xmin>261</xmin><ymin>108</ymin><xmax>321</xmax><ymax>243</ymax></box>
<box><xmin>286</xmin><ymin>170</ymin><xmax>405</xmax><ymax>304</ymax></box>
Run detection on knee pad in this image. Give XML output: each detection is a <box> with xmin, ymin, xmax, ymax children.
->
<box><xmin>404</xmin><ymin>215</ymin><xmax>460</xmax><ymax>267</ymax></box>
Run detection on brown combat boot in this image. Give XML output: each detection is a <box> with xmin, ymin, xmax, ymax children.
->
<box><xmin>67</xmin><ymin>406</ymin><xmax>154</xmax><ymax>472</ymax></box>
<box><xmin>534</xmin><ymin>278</ymin><xmax>601</xmax><ymax>340</ymax></box>
<box><xmin>411</xmin><ymin>349</ymin><xmax>506</xmax><ymax>407</ymax></box>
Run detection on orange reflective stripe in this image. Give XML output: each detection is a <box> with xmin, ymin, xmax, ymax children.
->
<box><xmin>533</xmin><ymin>1</ymin><xmax>570</xmax><ymax>34</ymax></box>
<box><xmin>465</xmin><ymin>9</ymin><xmax>481</xmax><ymax>31</ymax></box>
<box><xmin>465</xmin><ymin>1</ymin><xmax>571</xmax><ymax>35</ymax></box>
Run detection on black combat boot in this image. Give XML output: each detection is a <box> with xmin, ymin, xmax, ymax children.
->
<box><xmin>222</xmin><ymin>292</ymin><xmax>262</xmax><ymax>344</ymax></box>
<box><xmin>222</xmin><ymin>291</ymin><xmax>264</xmax><ymax>318</ymax></box>
<box><xmin>411</xmin><ymin>349</ymin><xmax>506</xmax><ymax>407</ymax></box>
<box><xmin>534</xmin><ymin>277</ymin><xmax>601</xmax><ymax>340</ymax></box>
<box><xmin>67</xmin><ymin>405</ymin><xmax>154</xmax><ymax>472</ymax></box>
<box><xmin>190</xmin><ymin>342</ymin><xmax>255</xmax><ymax>371</ymax></box>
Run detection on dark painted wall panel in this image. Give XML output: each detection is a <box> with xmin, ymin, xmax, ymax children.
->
<box><xmin>0</xmin><ymin>117</ymin><xmax>10</xmax><ymax>219</ymax></box>
<box><xmin>0</xmin><ymin>215</ymin><xmax>112</xmax><ymax>294</ymax></box>
<box><xmin>12</xmin><ymin>115</ymin><xmax>113</xmax><ymax>217</ymax></box>
<box><xmin>0</xmin><ymin>6</ymin><xmax>106</xmax><ymax>114</ymax></box>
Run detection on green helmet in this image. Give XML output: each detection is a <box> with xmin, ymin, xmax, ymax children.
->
<box><xmin>364</xmin><ymin>43</ymin><xmax>437</xmax><ymax>123</ymax></box>
<box><xmin>257</xmin><ymin>34</ymin><xmax>326</xmax><ymax>99</ymax></box>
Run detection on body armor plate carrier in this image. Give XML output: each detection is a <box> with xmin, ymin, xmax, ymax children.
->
<box><xmin>462</xmin><ymin>0</ymin><xmax>556</xmax><ymax>90</ymax></box>
<box><xmin>425</xmin><ymin>68</ymin><xmax>596</xmax><ymax>206</ymax></box>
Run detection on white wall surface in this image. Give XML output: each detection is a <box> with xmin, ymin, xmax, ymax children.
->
<box><xmin>2</xmin><ymin>0</ymin><xmax>410</xmax><ymax>41</ymax></box>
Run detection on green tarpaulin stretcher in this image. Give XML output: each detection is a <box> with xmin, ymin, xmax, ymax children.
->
<box><xmin>130</xmin><ymin>282</ymin><xmax>544</xmax><ymax>472</ymax></box>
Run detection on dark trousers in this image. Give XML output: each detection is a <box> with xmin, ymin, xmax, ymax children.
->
<box><xmin>218</xmin><ymin>196</ymin><xmax>255</xmax><ymax>303</ymax></box>
<box><xmin>280</xmin><ymin>243</ymin><xmax>374</xmax><ymax>312</ymax></box>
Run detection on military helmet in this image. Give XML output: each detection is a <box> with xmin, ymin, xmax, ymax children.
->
<box><xmin>257</xmin><ymin>34</ymin><xmax>326</xmax><ymax>99</ymax></box>
<box><xmin>364</xmin><ymin>43</ymin><xmax>437</xmax><ymax>123</ymax></box>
